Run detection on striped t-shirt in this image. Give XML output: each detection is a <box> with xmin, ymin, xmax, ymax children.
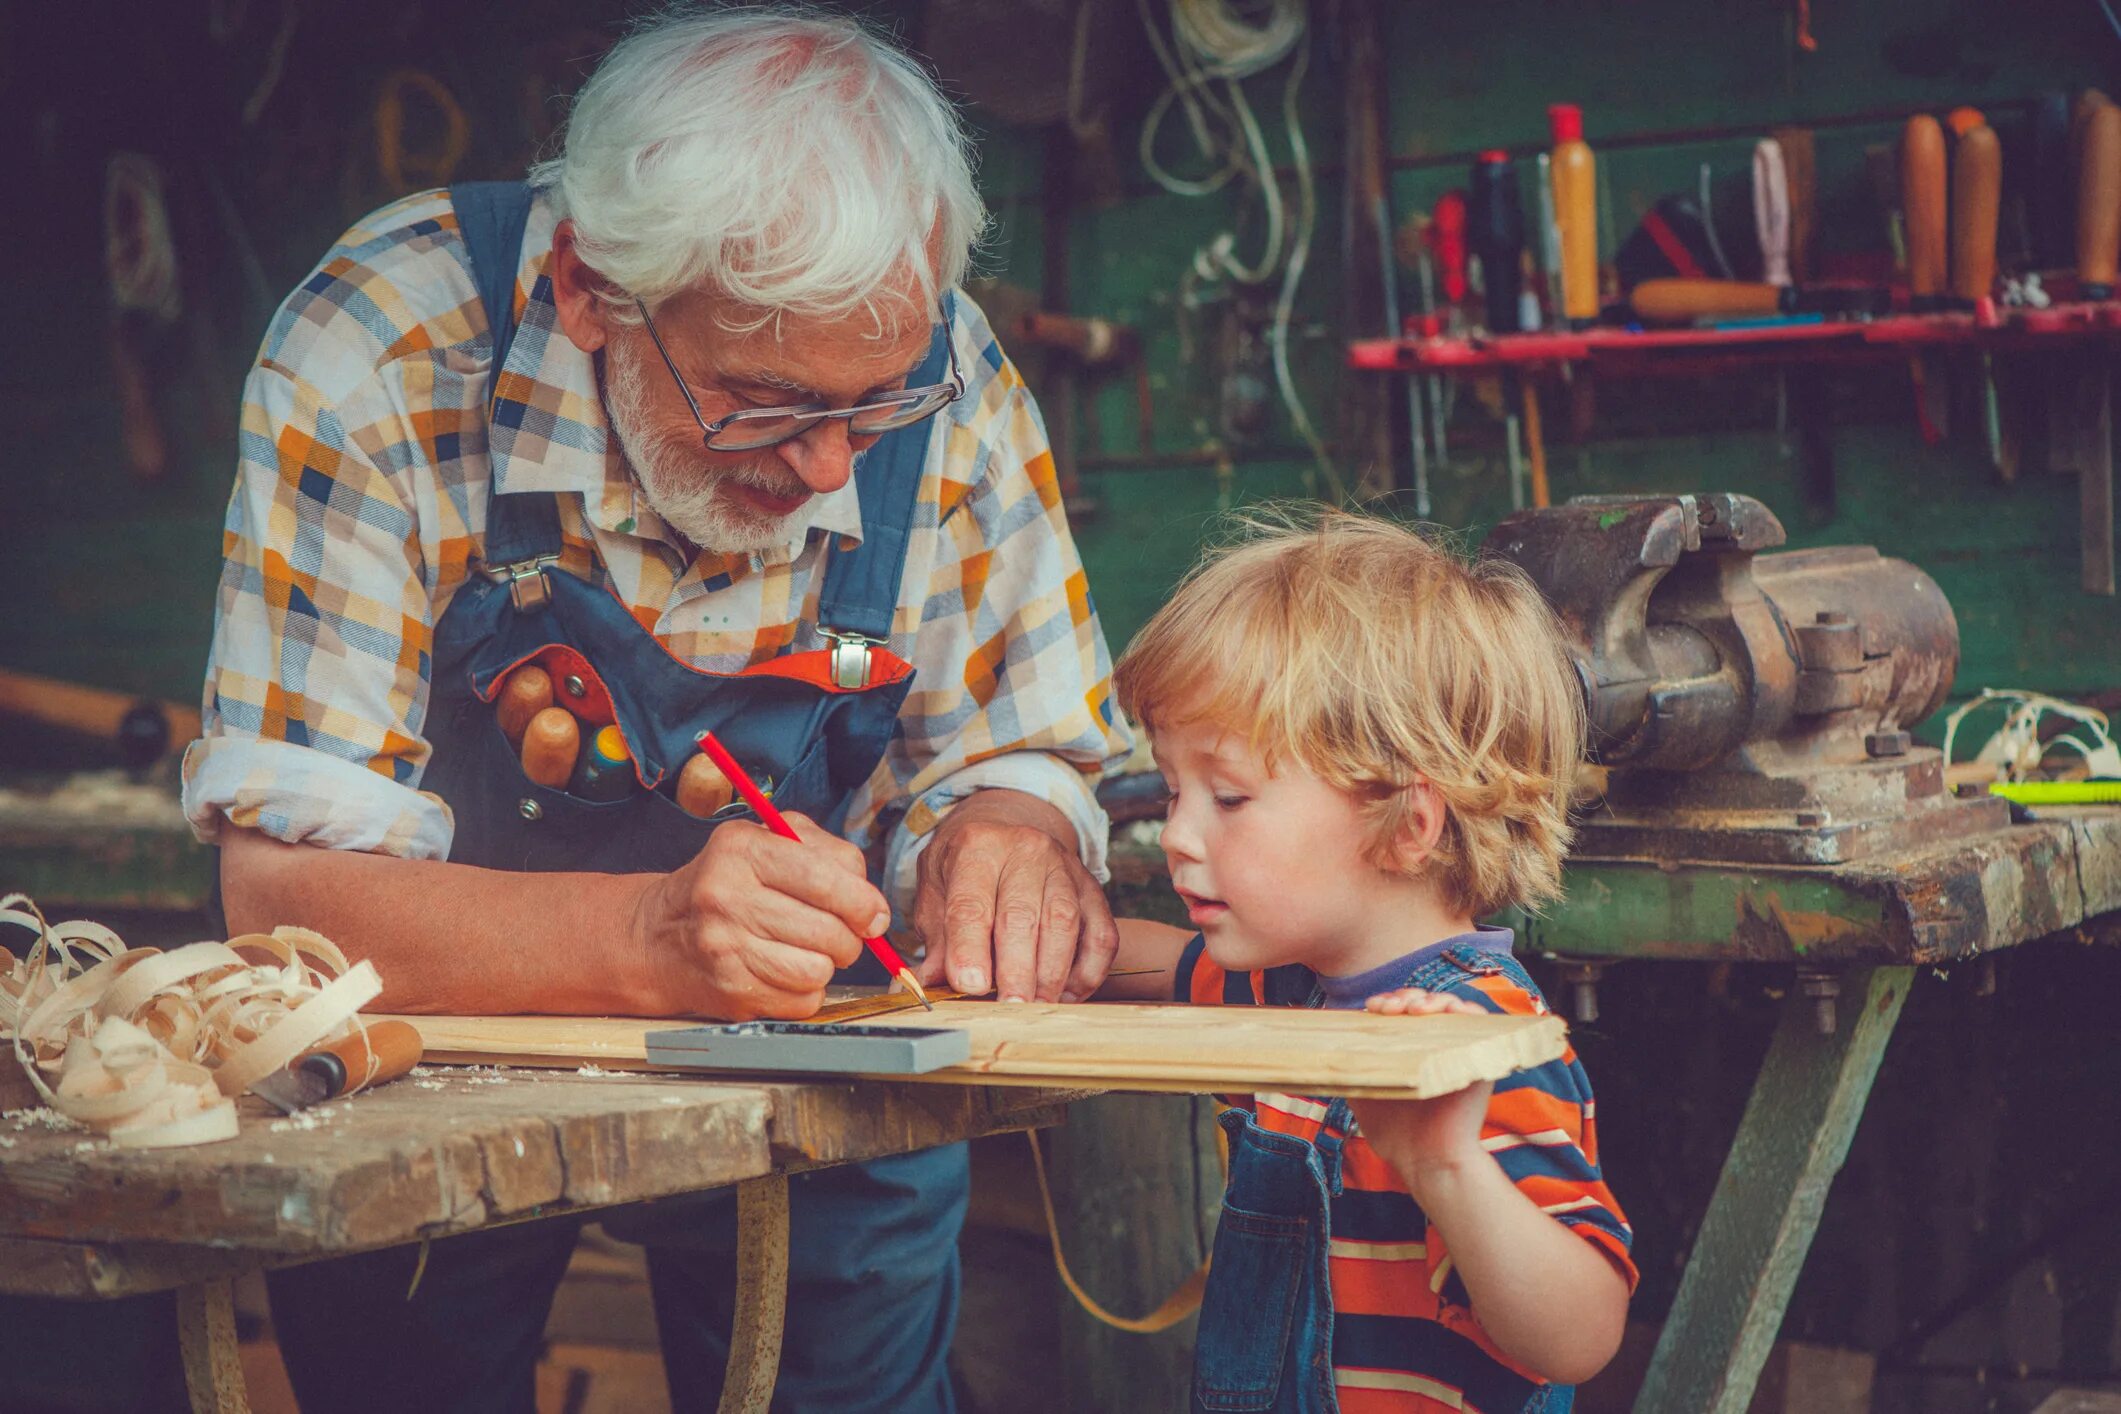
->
<box><xmin>1177</xmin><ymin>932</ymin><xmax>1636</xmax><ymax>1414</ymax></box>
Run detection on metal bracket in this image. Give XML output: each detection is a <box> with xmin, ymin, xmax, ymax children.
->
<box><xmin>822</xmin><ymin>629</ymin><xmax>879</xmax><ymax>690</ymax></box>
<box><xmin>479</xmin><ymin>555</ymin><xmax>561</xmax><ymax>613</ymax></box>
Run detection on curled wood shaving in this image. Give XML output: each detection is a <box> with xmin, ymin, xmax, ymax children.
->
<box><xmin>1</xmin><ymin>894</ymin><xmax>381</xmax><ymax>1149</ymax></box>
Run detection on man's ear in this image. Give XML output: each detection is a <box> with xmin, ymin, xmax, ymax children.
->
<box><xmin>1390</xmin><ymin>778</ymin><xmax>1449</xmax><ymax>870</ymax></box>
<box><xmin>549</xmin><ymin>220</ymin><xmax>618</xmax><ymax>355</ymax></box>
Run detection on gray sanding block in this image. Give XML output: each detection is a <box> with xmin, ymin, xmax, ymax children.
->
<box><xmin>646</xmin><ymin>1020</ymin><xmax>971</xmax><ymax>1075</ymax></box>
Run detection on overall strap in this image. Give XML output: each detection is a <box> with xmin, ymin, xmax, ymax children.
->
<box><xmin>814</xmin><ymin>293</ymin><xmax>958</xmax><ymax>673</ymax></box>
<box><xmin>451</xmin><ymin>180</ymin><xmax>564</xmax><ymax>606</ymax></box>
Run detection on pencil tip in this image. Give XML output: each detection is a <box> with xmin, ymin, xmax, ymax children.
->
<box><xmin>898</xmin><ymin>969</ymin><xmax>935</xmax><ymax>1011</ymax></box>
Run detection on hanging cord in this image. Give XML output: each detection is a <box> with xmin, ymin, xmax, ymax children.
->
<box><xmin>1025</xmin><ymin>1116</ymin><xmax>1229</xmax><ymax>1334</ymax></box>
<box><xmin>1135</xmin><ymin>0</ymin><xmax>1337</xmax><ymax>495</ymax></box>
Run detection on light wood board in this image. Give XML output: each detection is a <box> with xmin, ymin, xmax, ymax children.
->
<box><xmin>382</xmin><ymin>1001</ymin><xmax>1569</xmax><ymax>1100</ymax></box>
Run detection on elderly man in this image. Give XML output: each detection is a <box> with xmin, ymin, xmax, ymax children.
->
<box><xmin>184</xmin><ymin>8</ymin><xmax>1130</xmax><ymax>1411</ymax></box>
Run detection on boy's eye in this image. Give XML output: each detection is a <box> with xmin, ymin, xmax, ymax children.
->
<box><xmin>1213</xmin><ymin>794</ymin><xmax>1248</xmax><ymax>810</ymax></box>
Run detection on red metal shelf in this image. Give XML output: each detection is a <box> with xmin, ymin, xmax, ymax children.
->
<box><xmin>1348</xmin><ymin>302</ymin><xmax>2121</xmax><ymax>378</ymax></box>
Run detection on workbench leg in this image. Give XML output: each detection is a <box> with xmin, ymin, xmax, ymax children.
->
<box><xmin>715</xmin><ymin>1173</ymin><xmax>792</xmax><ymax>1414</ymax></box>
<box><xmin>1632</xmin><ymin>965</ymin><xmax>1912</xmax><ymax>1414</ymax></box>
<box><xmin>176</xmin><ymin>1278</ymin><xmax>249</xmax><ymax>1414</ymax></box>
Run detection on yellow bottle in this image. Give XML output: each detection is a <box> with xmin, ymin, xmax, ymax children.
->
<box><xmin>1548</xmin><ymin>103</ymin><xmax>1599</xmax><ymax>323</ymax></box>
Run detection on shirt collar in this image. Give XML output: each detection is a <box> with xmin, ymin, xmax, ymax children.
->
<box><xmin>485</xmin><ymin>192</ymin><xmax>865</xmax><ymax>557</ymax></box>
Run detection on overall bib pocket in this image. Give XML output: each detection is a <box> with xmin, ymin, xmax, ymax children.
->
<box><xmin>1193</xmin><ymin>1204</ymin><xmax>1310</xmax><ymax>1411</ymax></box>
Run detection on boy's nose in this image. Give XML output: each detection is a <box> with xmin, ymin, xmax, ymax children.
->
<box><xmin>1159</xmin><ymin>802</ymin><xmax>1202</xmax><ymax>862</ymax></box>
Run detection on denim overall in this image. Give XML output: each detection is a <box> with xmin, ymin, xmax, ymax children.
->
<box><xmin>1191</xmin><ymin>946</ymin><xmax>1572</xmax><ymax>1414</ymax></box>
<box><xmin>267</xmin><ymin>182</ymin><xmax>968</xmax><ymax>1414</ymax></box>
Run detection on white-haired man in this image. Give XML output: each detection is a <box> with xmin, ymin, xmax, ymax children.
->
<box><xmin>185</xmin><ymin>7</ymin><xmax>1131</xmax><ymax>1410</ymax></box>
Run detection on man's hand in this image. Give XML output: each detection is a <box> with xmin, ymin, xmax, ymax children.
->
<box><xmin>633</xmin><ymin>811</ymin><xmax>891</xmax><ymax>1020</ymax></box>
<box><xmin>1348</xmin><ymin>987</ymin><xmax>1494</xmax><ymax>1189</ymax></box>
<box><xmin>911</xmin><ymin>789</ymin><xmax>1116</xmax><ymax>1003</ymax></box>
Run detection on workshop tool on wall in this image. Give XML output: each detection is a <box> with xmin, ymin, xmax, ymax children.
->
<box><xmin>373</xmin><ymin>68</ymin><xmax>471</xmax><ymax>195</ymax></box>
<box><xmin>1377</xmin><ymin>195</ymin><xmax>1430</xmax><ymax>513</ymax></box>
<box><xmin>1948</xmin><ymin>111</ymin><xmax>2007</xmax><ymax>474</ymax></box>
<box><xmin>694</xmin><ymin>730</ymin><xmax>933</xmax><ymax>1010</ymax></box>
<box><xmin>1770</xmin><ymin>127</ymin><xmax>1818</xmax><ymax>282</ymax></box>
<box><xmin>519</xmin><ymin>706</ymin><xmax>579</xmax><ymax>790</ymax></box>
<box><xmin>2064</xmin><ymin>95</ymin><xmax>2119</xmax><ymax>593</ymax></box>
<box><xmin>103</xmin><ymin>154</ymin><xmax>181</xmax><ymax>482</ymax></box>
<box><xmin>1753</xmin><ymin>138</ymin><xmax>1793</xmax><ymax>289</ymax></box>
<box><xmin>1469</xmin><ymin>151</ymin><xmax>1524</xmax><ymax>334</ymax></box>
<box><xmin>495</xmin><ymin>664</ymin><xmax>553</xmax><ymax>747</ymax></box>
<box><xmin>1627</xmin><ymin>278</ymin><xmax>1889</xmax><ymax>324</ymax></box>
<box><xmin>1534</xmin><ymin>152</ymin><xmax>1563</xmax><ymax>323</ymax></box>
<box><xmin>1485</xmin><ymin>493</ymin><xmax>2008</xmax><ymax>865</ymax></box>
<box><xmin>570</xmin><ymin>724</ymin><xmax>636</xmax><ymax>803</ymax></box>
<box><xmin>1548</xmin><ymin>104</ymin><xmax>1599</xmax><ymax>324</ymax></box>
<box><xmin>0</xmin><ymin>667</ymin><xmax>202</xmax><ymax>770</ymax></box>
<box><xmin>252</xmin><ymin>1019</ymin><xmax>425</xmax><ymax>1115</ymax></box>
<box><xmin>1902</xmin><ymin>113</ymin><xmax>1950</xmax><ymax>442</ymax></box>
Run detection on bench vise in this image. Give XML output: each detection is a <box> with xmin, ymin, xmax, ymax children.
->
<box><xmin>1485</xmin><ymin>493</ymin><xmax>2008</xmax><ymax>865</ymax></box>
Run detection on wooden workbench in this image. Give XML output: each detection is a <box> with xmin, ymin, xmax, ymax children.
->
<box><xmin>0</xmin><ymin>1058</ymin><xmax>1072</xmax><ymax>1411</ymax></box>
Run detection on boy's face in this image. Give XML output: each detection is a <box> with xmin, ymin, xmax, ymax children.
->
<box><xmin>1151</xmin><ymin>718</ymin><xmax>1413</xmax><ymax>978</ymax></box>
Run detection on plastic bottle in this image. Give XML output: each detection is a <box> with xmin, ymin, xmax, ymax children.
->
<box><xmin>1548</xmin><ymin>103</ymin><xmax>1599</xmax><ymax>323</ymax></box>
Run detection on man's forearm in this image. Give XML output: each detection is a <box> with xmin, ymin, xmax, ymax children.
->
<box><xmin>220</xmin><ymin>829</ymin><xmax>667</xmax><ymax>1015</ymax></box>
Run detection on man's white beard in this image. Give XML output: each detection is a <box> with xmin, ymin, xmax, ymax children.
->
<box><xmin>602</xmin><ymin>339</ymin><xmax>818</xmax><ymax>554</ymax></box>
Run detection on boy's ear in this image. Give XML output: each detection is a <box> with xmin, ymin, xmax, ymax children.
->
<box><xmin>1389</xmin><ymin>778</ymin><xmax>1449</xmax><ymax>870</ymax></box>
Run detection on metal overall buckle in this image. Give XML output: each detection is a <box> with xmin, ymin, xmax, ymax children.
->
<box><xmin>479</xmin><ymin>554</ymin><xmax>561</xmax><ymax>612</ymax></box>
<box><xmin>821</xmin><ymin>628</ymin><xmax>880</xmax><ymax>690</ymax></box>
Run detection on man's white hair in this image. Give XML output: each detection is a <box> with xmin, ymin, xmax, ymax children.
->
<box><xmin>530</xmin><ymin>4</ymin><xmax>984</xmax><ymax>329</ymax></box>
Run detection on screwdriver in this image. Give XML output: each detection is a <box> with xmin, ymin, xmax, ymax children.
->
<box><xmin>1903</xmin><ymin>114</ymin><xmax>1950</xmax><ymax>442</ymax></box>
<box><xmin>694</xmin><ymin>730</ymin><xmax>933</xmax><ymax>1010</ymax></box>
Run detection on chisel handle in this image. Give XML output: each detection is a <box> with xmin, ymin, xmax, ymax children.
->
<box><xmin>1630</xmin><ymin>278</ymin><xmax>1785</xmax><ymax>323</ymax></box>
<box><xmin>2079</xmin><ymin>101</ymin><xmax>2121</xmax><ymax>296</ymax></box>
<box><xmin>299</xmin><ymin>1019</ymin><xmax>425</xmax><ymax>1095</ymax></box>
<box><xmin>1902</xmin><ymin>115</ymin><xmax>1948</xmax><ymax>303</ymax></box>
<box><xmin>1950</xmin><ymin>124</ymin><xmax>2002</xmax><ymax>303</ymax></box>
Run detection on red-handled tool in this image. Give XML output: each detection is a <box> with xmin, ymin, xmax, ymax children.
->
<box><xmin>694</xmin><ymin>730</ymin><xmax>934</xmax><ymax>1010</ymax></box>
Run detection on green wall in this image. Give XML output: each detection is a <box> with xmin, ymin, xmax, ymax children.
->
<box><xmin>3</xmin><ymin>1</ymin><xmax>2117</xmax><ymax>722</ymax></box>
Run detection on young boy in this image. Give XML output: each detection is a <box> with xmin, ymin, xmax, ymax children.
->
<box><xmin>1100</xmin><ymin>510</ymin><xmax>1633</xmax><ymax>1413</ymax></box>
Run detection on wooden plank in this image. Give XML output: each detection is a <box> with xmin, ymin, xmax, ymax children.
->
<box><xmin>0</xmin><ymin>1068</ymin><xmax>776</xmax><ymax>1257</ymax></box>
<box><xmin>1632</xmin><ymin>966</ymin><xmax>1913</xmax><ymax>1414</ymax></box>
<box><xmin>0</xmin><ymin>1067</ymin><xmax>1078</xmax><ymax>1294</ymax></box>
<box><xmin>384</xmin><ymin>1001</ymin><xmax>1570</xmax><ymax>1101</ymax></box>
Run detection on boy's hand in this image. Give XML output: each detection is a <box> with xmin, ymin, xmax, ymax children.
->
<box><xmin>1349</xmin><ymin>987</ymin><xmax>1494</xmax><ymax>1187</ymax></box>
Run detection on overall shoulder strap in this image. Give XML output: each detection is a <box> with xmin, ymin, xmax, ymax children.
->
<box><xmin>815</xmin><ymin>293</ymin><xmax>958</xmax><ymax>652</ymax></box>
<box><xmin>451</xmin><ymin>181</ymin><xmax>563</xmax><ymax>592</ymax></box>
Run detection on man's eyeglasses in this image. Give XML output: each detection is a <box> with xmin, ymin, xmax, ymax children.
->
<box><xmin>634</xmin><ymin>299</ymin><xmax>964</xmax><ymax>453</ymax></box>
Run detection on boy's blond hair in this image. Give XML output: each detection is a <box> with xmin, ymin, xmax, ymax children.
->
<box><xmin>1113</xmin><ymin>507</ymin><xmax>1585</xmax><ymax>919</ymax></box>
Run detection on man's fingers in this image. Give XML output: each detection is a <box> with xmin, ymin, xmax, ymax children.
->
<box><xmin>939</xmin><ymin>843</ymin><xmax>1003</xmax><ymax>996</ymax></box>
<box><xmin>739</xmin><ymin>891</ymin><xmax>866</xmax><ymax>971</ymax></box>
<box><xmin>989</xmin><ymin>850</ymin><xmax>1047</xmax><ymax>1002</ymax></box>
<box><xmin>744</xmin><ymin>938</ymin><xmax>841</xmax><ymax>997</ymax></box>
<box><xmin>1060</xmin><ymin>876</ymin><xmax>1118</xmax><ymax>1003</ymax></box>
<box><xmin>1030</xmin><ymin>870</ymin><xmax>1081</xmax><ymax>1003</ymax></box>
<box><xmin>746</xmin><ymin>830</ymin><xmax>892</xmax><ymax>938</ymax></box>
<box><xmin>784</xmin><ymin>811</ymin><xmax>871</xmax><ymax>876</ymax></box>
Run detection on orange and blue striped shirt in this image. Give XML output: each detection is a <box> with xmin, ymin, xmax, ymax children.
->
<box><xmin>1177</xmin><ymin>930</ymin><xmax>1636</xmax><ymax>1413</ymax></box>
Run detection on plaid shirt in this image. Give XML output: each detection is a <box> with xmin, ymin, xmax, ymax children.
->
<box><xmin>183</xmin><ymin>189</ymin><xmax>1132</xmax><ymax>908</ymax></box>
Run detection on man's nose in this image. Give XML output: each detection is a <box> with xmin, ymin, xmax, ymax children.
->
<box><xmin>777</xmin><ymin>419</ymin><xmax>878</xmax><ymax>495</ymax></box>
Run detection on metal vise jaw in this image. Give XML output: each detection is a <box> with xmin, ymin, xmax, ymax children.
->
<box><xmin>1484</xmin><ymin>493</ymin><xmax>2008</xmax><ymax>865</ymax></box>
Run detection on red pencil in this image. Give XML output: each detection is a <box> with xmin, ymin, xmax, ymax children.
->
<box><xmin>694</xmin><ymin>730</ymin><xmax>934</xmax><ymax>1011</ymax></box>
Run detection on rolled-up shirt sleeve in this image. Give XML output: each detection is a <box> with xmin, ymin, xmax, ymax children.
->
<box><xmin>182</xmin><ymin>360</ymin><xmax>454</xmax><ymax>859</ymax></box>
<box><xmin>843</xmin><ymin>350</ymin><xmax>1135</xmax><ymax>913</ymax></box>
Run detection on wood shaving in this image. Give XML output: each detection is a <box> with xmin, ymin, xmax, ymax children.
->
<box><xmin>1</xmin><ymin>893</ymin><xmax>381</xmax><ymax>1149</ymax></box>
